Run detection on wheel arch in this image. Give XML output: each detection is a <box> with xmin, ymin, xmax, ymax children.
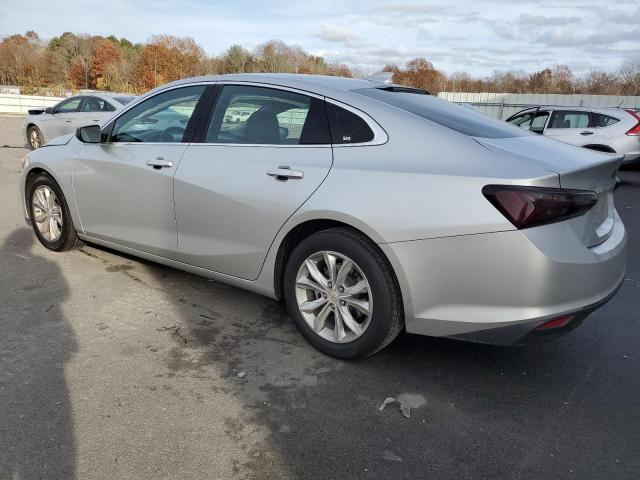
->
<box><xmin>271</xmin><ymin>217</ymin><xmax>405</xmax><ymax>314</ymax></box>
<box><xmin>583</xmin><ymin>144</ymin><xmax>616</xmax><ymax>153</ymax></box>
<box><xmin>23</xmin><ymin>165</ymin><xmax>67</xmax><ymax>222</ymax></box>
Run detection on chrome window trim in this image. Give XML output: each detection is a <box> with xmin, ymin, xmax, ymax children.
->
<box><xmin>101</xmin><ymin>80</ymin><xmax>388</xmax><ymax>147</ymax></box>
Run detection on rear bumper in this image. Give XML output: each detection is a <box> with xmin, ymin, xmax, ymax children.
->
<box><xmin>380</xmin><ymin>210</ymin><xmax>627</xmax><ymax>345</ymax></box>
<box><xmin>621</xmin><ymin>152</ymin><xmax>640</xmax><ymax>165</ymax></box>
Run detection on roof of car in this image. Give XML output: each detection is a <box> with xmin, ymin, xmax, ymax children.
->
<box><xmin>149</xmin><ymin>73</ymin><xmax>393</xmax><ymax>102</ymax></box>
<box><xmin>517</xmin><ymin>105</ymin><xmax>631</xmax><ymax>116</ymax></box>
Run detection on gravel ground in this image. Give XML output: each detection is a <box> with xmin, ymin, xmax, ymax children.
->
<box><xmin>1</xmin><ymin>115</ymin><xmax>639</xmax><ymax>479</ymax></box>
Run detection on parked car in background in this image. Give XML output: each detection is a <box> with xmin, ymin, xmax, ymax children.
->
<box><xmin>20</xmin><ymin>74</ymin><xmax>626</xmax><ymax>358</ymax></box>
<box><xmin>506</xmin><ymin>106</ymin><xmax>640</xmax><ymax>165</ymax></box>
<box><xmin>25</xmin><ymin>93</ymin><xmax>137</xmax><ymax>149</ymax></box>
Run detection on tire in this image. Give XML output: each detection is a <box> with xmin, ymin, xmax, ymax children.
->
<box><xmin>27</xmin><ymin>173</ymin><xmax>82</xmax><ymax>252</ymax></box>
<box><xmin>27</xmin><ymin>125</ymin><xmax>44</xmax><ymax>150</ymax></box>
<box><xmin>283</xmin><ymin>227</ymin><xmax>403</xmax><ymax>358</ymax></box>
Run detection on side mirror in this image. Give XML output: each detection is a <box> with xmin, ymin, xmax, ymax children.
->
<box><xmin>76</xmin><ymin>125</ymin><xmax>102</xmax><ymax>143</ymax></box>
<box><xmin>45</xmin><ymin>107</ymin><xmax>53</xmax><ymax>114</ymax></box>
<box><xmin>279</xmin><ymin>126</ymin><xmax>289</xmax><ymax>139</ymax></box>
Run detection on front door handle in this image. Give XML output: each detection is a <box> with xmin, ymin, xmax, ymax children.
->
<box><xmin>267</xmin><ymin>166</ymin><xmax>304</xmax><ymax>180</ymax></box>
<box><xmin>146</xmin><ymin>158</ymin><xmax>173</xmax><ymax>169</ymax></box>
<box><xmin>580</xmin><ymin>131</ymin><xmax>594</xmax><ymax>135</ymax></box>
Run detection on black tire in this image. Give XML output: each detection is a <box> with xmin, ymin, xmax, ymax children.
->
<box><xmin>283</xmin><ymin>227</ymin><xmax>403</xmax><ymax>359</ymax></box>
<box><xmin>27</xmin><ymin>173</ymin><xmax>82</xmax><ymax>252</ymax></box>
<box><xmin>27</xmin><ymin>125</ymin><xmax>44</xmax><ymax>150</ymax></box>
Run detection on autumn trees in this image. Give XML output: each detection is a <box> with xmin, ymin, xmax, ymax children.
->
<box><xmin>0</xmin><ymin>31</ymin><xmax>638</xmax><ymax>96</ymax></box>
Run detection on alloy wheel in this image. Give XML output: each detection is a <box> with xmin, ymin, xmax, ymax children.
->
<box><xmin>29</xmin><ymin>129</ymin><xmax>41</xmax><ymax>149</ymax></box>
<box><xmin>32</xmin><ymin>185</ymin><xmax>63</xmax><ymax>242</ymax></box>
<box><xmin>295</xmin><ymin>250</ymin><xmax>373</xmax><ymax>343</ymax></box>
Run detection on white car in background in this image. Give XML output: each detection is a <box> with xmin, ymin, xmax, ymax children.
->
<box><xmin>507</xmin><ymin>106</ymin><xmax>640</xmax><ymax>165</ymax></box>
<box><xmin>25</xmin><ymin>93</ymin><xmax>136</xmax><ymax>149</ymax></box>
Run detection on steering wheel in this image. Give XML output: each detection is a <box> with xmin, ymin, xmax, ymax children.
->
<box><xmin>159</xmin><ymin>126</ymin><xmax>186</xmax><ymax>142</ymax></box>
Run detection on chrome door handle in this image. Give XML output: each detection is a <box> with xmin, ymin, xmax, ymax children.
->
<box><xmin>65</xmin><ymin>120</ymin><xmax>72</xmax><ymax>123</ymax></box>
<box><xmin>580</xmin><ymin>131</ymin><xmax>594</xmax><ymax>135</ymax></box>
<box><xmin>146</xmin><ymin>158</ymin><xmax>173</xmax><ymax>169</ymax></box>
<box><xmin>267</xmin><ymin>166</ymin><xmax>304</xmax><ymax>180</ymax></box>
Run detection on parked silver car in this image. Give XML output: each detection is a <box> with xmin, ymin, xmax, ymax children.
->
<box><xmin>507</xmin><ymin>106</ymin><xmax>640</xmax><ymax>164</ymax></box>
<box><xmin>20</xmin><ymin>74</ymin><xmax>627</xmax><ymax>358</ymax></box>
<box><xmin>25</xmin><ymin>93</ymin><xmax>136</xmax><ymax>149</ymax></box>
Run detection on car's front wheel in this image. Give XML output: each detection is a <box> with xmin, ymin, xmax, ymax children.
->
<box><xmin>27</xmin><ymin>173</ymin><xmax>82</xmax><ymax>252</ymax></box>
<box><xmin>283</xmin><ymin>228</ymin><xmax>403</xmax><ymax>358</ymax></box>
<box><xmin>27</xmin><ymin>125</ymin><xmax>44</xmax><ymax>150</ymax></box>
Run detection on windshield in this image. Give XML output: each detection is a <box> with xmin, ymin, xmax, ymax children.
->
<box><xmin>355</xmin><ymin>88</ymin><xmax>528</xmax><ymax>139</ymax></box>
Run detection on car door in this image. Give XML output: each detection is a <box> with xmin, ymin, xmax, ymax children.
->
<box><xmin>42</xmin><ymin>97</ymin><xmax>84</xmax><ymax>139</ymax></box>
<box><xmin>544</xmin><ymin>110</ymin><xmax>596</xmax><ymax>146</ymax></box>
<box><xmin>174</xmin><ymin>83</ymin><xmax>333</xmax><ymax>280</ymax></box>
<box><xmin>73</xmin><ymin>85</ymin><xmax>207</xmax><ymax>257</ymax></box>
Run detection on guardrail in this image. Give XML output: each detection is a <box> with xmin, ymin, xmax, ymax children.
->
<box><xmin>0</xmin><ymin>94</ymin><xmax>65</xmax><ymax>115</ymax></box>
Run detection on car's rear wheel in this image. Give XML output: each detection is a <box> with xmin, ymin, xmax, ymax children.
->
<box><xmin>27</xmin><ymin>173</ymin><xmax>82</xmax><ymax>252</ymax></box>
<box><xmin>27</xmin><ymin>125</ymin><xmax>44</xmax><ymax>150</ymax></box>
<box><xmin>283</xmin><ymin>227</ymin><xmax>403</xmax><ymax>358</ymax></box>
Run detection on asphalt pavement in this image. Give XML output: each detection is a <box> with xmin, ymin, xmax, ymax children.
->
<box><xmin>0</xmin><ymin>115</ymin><xmax>638</xmax><ymax>479</ymax></box>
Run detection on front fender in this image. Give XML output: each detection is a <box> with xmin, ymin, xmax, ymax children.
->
<box><xmin>20</xmin><ymin>141</ymin><xmax>83</xmax><ymax>232</ymax></box>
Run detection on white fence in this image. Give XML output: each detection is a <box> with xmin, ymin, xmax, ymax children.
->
<box><xmin>437</xmin><ymin>92</ymin><xmax>640</xmax><ymax>120</ymax></box>
<box><xmin>0</xmin><ymin>94</ymin><xmax>65</xmax><ymax>115</ymax></box>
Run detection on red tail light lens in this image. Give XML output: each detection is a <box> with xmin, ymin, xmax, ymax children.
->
<box><xmin>624</xmin><ymin>109</ymin><xmax>640</xmax><ymax>136</ymax></box>
<box><xmin>482</xmin><ymin>185</ymin><xmax>598</xmax><ymax>229</ymax></box>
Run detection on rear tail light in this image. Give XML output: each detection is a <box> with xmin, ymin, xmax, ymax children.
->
<box><xmin>536</xmin><ymin>315</ymin><xmax>574</xmax><ymax>330</ymax></box>
<box><xmin>625</xmin><ymin>109</ymin><xmax>640</xmax><ymax>136</ymax></box>
<box><xmin>482</xmin><ymin>185</ymin><xmax>597</xmax><ymax>229</ymax></box>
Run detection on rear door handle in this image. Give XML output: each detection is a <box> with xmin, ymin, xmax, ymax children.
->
<box><xmin>267</xmin><ymin>166</ymin><xmax>304</xmax><ymax>180</ymax></box>
<box><xmin>580</xmin><ymin>131</ymin><xmax>594</xmax><ymax>135</ymax></box>
<box><xmin>146</xmin><ymin>158</ymin><xmax>173</xmax><ymax>169</ymax></box>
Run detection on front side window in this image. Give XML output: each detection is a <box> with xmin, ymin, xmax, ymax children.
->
<box><xmin>111</xmin><ymin>85</ymin><xmax>205</xmax><ymax>143</ymax></box>
<box><xmin>530</xmin><ymin>111</ymin><xmax>549</xmax><ymax>134</ymax></box>
<box><xmin>55</xmin><ymin>97</ymin><xmax>82</xmax><ymax>113</ymax></box>
<box><xmin>549</xmin><ymin>111</ymin><xmax>591</xmax><ymax>129</ymax></box>
<box><xmin>507</xmin><ymin>112</ymin><xmax>534</xmax><ymax>128</ymax></box>
<box><xmin>205</xmin><ymin>85</ymin><xmax>330</xmax><ymax>145</ymax></box>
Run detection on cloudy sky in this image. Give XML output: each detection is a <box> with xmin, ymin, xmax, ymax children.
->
<box><xmin>1</xmin><ymin>0</ymin><xmax>639</xmax><ymax>76</ymax></box>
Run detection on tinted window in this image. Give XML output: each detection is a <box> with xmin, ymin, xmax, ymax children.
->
<box><xmin>593</xmin><ymin>113</ymin><xmax>620</xmax><ymax>127</ymax></box>
<box><xmin>327</xmin><ymin>103</ymin><xmax>374</xmax><ymax>144</ymax></box>
<box><xmin>355</xmin><ymin>87</ymin><xmax>525</xmax><ymax>139</ymax></box>
<box><xmin>82</xmin><ymin>96</ymin><xmax>110</xmax><ymax>112</ymax></box>
<box><xmin>507</xmin><ymin>112</ymin><xmax>534</xmax><ymax>127</ymax></box>
<box><xmin>111</xmin><ymin>85</ymin><xmax>205</xmax><ymax>143</ymax></box>
<box><xmin>206</xmin><ymin>85</ymin><xmax>330</xmax><ymax>145</ymax></box>
<box><xmin>549</xmin><ymin>111</ymin><xmax>591</xmax><ymax>129</ymax></box>
<box><xmin>55</xmin><ymin>97</ymin><xmax>82</xmax><ymax>113</ymax></box>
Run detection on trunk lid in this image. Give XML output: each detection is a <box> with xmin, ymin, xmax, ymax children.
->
<box><xmin>475</xmin><ymin>135</ymin><xmax>622</xmax><ymax>247</ymax></box>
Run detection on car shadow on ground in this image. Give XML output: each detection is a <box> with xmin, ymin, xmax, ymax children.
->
<box><xmin>0</xmin><ymin>228</ymin><xmax>77</xmax><ymax>479</ymax></box>
<box><xmin>119</xmin><ymin>237</ymin><xmax>637</xmax><ymax>479</ymax></box>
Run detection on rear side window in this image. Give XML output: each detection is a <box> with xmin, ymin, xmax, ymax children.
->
<box><xmin>326</xmin><ymin>103</ymin><xmax>374</xmax><ymax>144</ymax></box>
<box><xmin>549</xmin><ymin>111</ymin><xmax>591</xmax><ymax>129</ymax></box>
<box><xmin>593</xmin><ymin>113</ymin><xmax>620</xmax><ymax>127</ymax></box>
<box><xmin>82</xmin><ymin>96</ymin><xmax>113</xmax><ymax>112</ymax></box>
<box><xmin>205</xmin><ymin>85</ymin><xmax>330</xmax><ymax>145</ymax></box>
<box><xmin>355</xmin><ymin>87</ymin><xmax>524</xmax><ymax>139</ymax></box>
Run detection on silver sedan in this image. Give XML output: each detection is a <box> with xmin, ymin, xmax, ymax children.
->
<box><xmin>20</xmin><ymin>74</ymin><xmax>627</xmax><ymax>358</ymax></box>
<box><xmin>25</xmin><ymin>92</ymin><xmax>136</xmax><ymax>149</ymax></box>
